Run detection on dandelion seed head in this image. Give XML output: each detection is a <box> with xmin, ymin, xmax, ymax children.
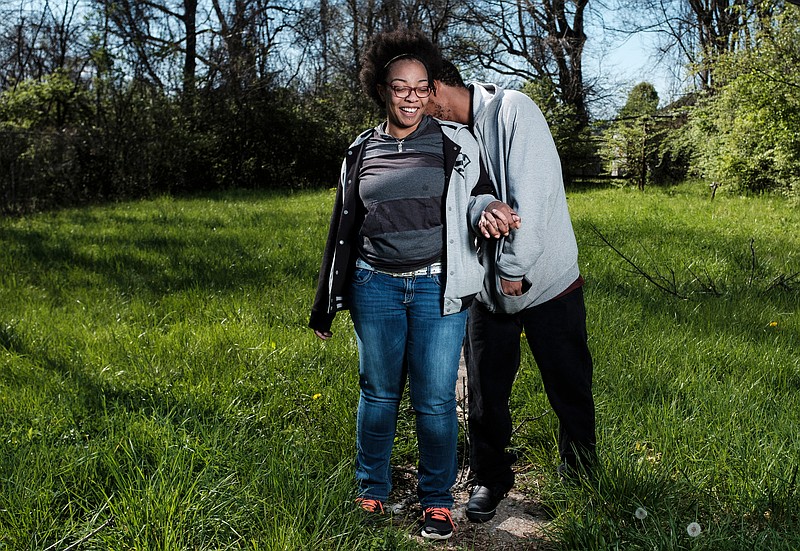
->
<box><xmin>634</xmin><ymin>507</ymin><xmax>648</xmax><ymax>520</ymax></box>
<box><xmin>687</xmin><ymin>522</ymin><xmax>701</xmax><ymax>537</ymax></box>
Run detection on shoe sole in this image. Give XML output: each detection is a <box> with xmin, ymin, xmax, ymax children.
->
<box><xmin>466</xmin><ymin>508</ymin><xmax>497</xmax><ymax>522</ymax></box>
<box><xmin>421</xmin><ymin>530</ymin><xmax>453</xmax><ymax>540</ymax></box>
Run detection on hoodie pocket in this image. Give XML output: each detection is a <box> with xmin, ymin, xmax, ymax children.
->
<box><xmin>493</xmin><ymin>274</ymin><xmax>532</xmax><ymax>314</ymax></box>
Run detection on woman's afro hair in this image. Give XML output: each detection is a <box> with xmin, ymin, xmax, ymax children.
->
<box><xmin>359</xmin><ymin>27</ymin><xmax>443</xmax><ymax>108</ymax></box>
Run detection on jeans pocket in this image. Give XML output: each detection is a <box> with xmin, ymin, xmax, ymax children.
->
<box><xmin>430</xmin><ymin>273</ymin><xmax>443</xmax><ymax>287</ymax></box>
<box><xmin>352</xmin><ymin>267</ymin><xmax>374</xmax><ymax>286</ymax></box>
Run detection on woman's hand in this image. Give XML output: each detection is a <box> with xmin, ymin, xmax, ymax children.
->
<box><xmin>479</xmin><ymin>201</ymin><xmax>521</xmax><ymax>238</ymax></box>
<box><xmin>314</xmin><ymin>330</ymin><xmax>333</xmax><ymax>340</ymax></box>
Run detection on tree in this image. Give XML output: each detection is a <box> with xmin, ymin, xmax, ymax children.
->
<box><xmin>610</xmin><ymin>0</ymin><xmax>775</xmax><ymax>92</ymax></box>
<box><xmin>603</xmin><ymin>82</ymin><xmax>663</xmax><ymax>188</ymax></box>
<box><xmin>0</xmin><ymin>0</ymin><xmax>88</xmax><ymax>89</ymax></box>
<box><xmin>292</xmin><ymin>0</ymin><xmax>462</xmax><ymax>95</ymax></box>
<box><xmin>680</xmin><ymin>5</ymin><xmax>800</xmax><ymax>194</ymax></box>
<box><xmin>618</xmin><ymin>81</ymin><xmax>659</xmax><ymax>118</ymax></box>
<box><xmin>93</xmin><ymin>0</ymin><xmax>200</xmax><ymax>94</ymax></box>
<box><xmin>454</xmin><ymin>0</ymin><xmax>591</xmax><ymax>126</ymax></box>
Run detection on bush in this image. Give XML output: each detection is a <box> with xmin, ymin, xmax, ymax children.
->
<box><xmin>680</xmin><ymin>8</ymin><xmax>800</xmax><ymax>196</ymax></box>
<box><xmin>0</xmin><ymin>71</ymin><xmax>369</xmax><ymax>214</ymax></box>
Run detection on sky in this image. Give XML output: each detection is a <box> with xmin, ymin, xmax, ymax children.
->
<box><xmin>583</xmin><ymin>18</ymin><xmax>693</xmax><ymax>118</ymax></box>
<box><xmin>478</xmin><ymin>29</ymin><xmax>682</xmax><ymax>120</ymax></box>
<box><xmin>601</xmin><ymin>33</ymin><xmax>680</xmax><ymax>104</ymax></box>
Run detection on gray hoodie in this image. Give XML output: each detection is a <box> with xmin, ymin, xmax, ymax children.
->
<box><xmin>470</xmin><ymin>83</ymin><xmax>581</xmax><ymax>314</ymax></box>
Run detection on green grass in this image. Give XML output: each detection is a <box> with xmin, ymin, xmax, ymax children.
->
<box><xmin>1</xmin><ymin>183</ymin><xmax>798</xmax><ymax>549</ymax></box>
<box><xmin>522</xmin><ymin>183</ymin><xmax>800</xmax><ymax>549</ymax></box>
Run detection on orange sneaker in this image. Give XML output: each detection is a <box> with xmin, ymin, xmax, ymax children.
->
<box><xmin>355</xmin><ymin>498</ymin><xmax>385</xmax><ymax>514</ymax></box>
<box><xmin>421</xmin><ymin>507</ymin><xmax>454</xmax><ymax>540</ymax></box>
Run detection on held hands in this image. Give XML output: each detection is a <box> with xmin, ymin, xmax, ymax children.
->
<box><xmin>479</xmin><ymin>201</ymin><xmax>522</xmax><ymax>239</ymax></box>
<box><xmin>481</xmin><ymin>200</ymin><xmax>524</xmax><ymax>296</ymax></box>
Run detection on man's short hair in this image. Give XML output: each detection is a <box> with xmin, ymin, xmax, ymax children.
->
<box><xmin>437</xmin><ymin>60</ymin><xmax>466</xmax><ymax>88</ymax></box>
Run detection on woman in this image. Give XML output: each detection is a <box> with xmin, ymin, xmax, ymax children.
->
<box><xmin>308</xmin><ymin>28</ymin><xmax>498</xmax><ymax>541</ymax></box>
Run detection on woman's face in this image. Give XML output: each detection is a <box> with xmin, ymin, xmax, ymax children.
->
<box><xmin>379</xmin><ymin>58</ymin><xmax>430</xmax><ymax>139</ymax></box>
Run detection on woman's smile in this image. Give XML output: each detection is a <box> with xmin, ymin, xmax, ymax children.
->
<box><xmin>381</xmin><ymin>58</ymin><xmax>430</xmax><ymax>139</ymax></box>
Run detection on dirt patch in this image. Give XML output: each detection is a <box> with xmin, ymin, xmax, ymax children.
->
<box><xmin>388</xmin><ymin>467</ymin><xmax>553</xmax><ymax>549</ymax></box>
<box><xmin>385</xmin><ymin>353</ymin><xmax>555</xmax><ymax>548</ymax></box>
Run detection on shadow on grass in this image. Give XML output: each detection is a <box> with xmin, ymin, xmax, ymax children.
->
<box><xmin>2</xmin><ymin>210</ymin><xmax>322</xmax><ymax>300</ymax></box>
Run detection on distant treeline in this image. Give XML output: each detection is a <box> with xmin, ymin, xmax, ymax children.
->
<box><xmin>0</xmin><ymin>75</ymin><xmax>369</xmax><ymax>213</ymax></box>
<box><xmin>1</xmin><ymin>1</ymin><xmax>798</xmax><ymax>214</ymax></box>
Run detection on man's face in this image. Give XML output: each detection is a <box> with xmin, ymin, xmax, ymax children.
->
<box><xmin>424</xmin><ymin>87</ymin><xmax>449</xmax><ymax>120</ymax></box>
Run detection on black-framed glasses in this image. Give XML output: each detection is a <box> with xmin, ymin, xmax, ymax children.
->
<box><xmin>384</xmin><ymin>83</ymin><xmax>433</xmax><ymax>98</ymax></box>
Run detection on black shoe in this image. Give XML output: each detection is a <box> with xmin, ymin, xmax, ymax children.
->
<box><xmin>421</xmin><ymin>507</ymin><xmax>455</xmax><ymax>540</ymax></box>
<box><xmin>466</xmin><ymin>485</ymin><xmax>505</xmax><ymax>522</ymax></box>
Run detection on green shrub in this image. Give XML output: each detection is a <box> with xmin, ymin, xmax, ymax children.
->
<box><xmin>680</xmin><ymin>8</ymin><xmax>800</xmax><ymax>196</ymax></box>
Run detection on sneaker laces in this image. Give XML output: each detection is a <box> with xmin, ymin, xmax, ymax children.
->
<box><xmin>425</xmin><ymin>506</ymin><xmax>453</xmax><ymax>525</ymax></box>
<box><xmin>356</xmin><ymin>498</ymin><xmax>384</xmax><ymax>513</ymax></box>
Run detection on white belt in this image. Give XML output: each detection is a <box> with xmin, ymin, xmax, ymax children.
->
<box><xmin>355</xmin><ymin>257</ymin><xmax>442</xmax><ymax>277</ymax></box>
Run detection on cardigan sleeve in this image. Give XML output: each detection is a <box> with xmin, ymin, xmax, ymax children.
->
<box><xmin>308</xmin><ymin>163</ymin><xmax>346</xmax><ymax>333</ymax></box>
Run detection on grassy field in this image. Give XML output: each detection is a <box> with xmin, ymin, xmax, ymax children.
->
<box><xmin>0</xmin><ymin>183</ymin><xmax>798</xmax><ymax>550</ymax></box>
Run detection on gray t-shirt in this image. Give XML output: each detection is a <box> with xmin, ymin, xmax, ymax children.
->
<box><xmin>357</xmin><ymin>116</ymin><xmax>445</xmax><ymax>272</ymax></box>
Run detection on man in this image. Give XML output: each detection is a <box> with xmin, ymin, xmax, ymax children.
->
<box><xmin>426</xmin><ymin>62</ymin><xmax>596</xmax><ymax>522</ymax></box>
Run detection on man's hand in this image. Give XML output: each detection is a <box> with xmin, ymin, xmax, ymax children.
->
<box><xmin>314</xmin><ymin>330</ymin><xmax>333</xmax><ymax>340</ymax></box>
<box><xmin>479</xmin><ymin>200</ymin><xmax>521</xmax><ymax>239</ymax></box>
<box><xmin>500</xmin><ymin>278</ymin><xmax>524</xmax><ymax>296</ymax></box>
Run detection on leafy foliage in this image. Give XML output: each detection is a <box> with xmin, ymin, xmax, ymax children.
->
<box><xmin>0</xmin><ymin>72</ymin><xmax>369</xmax><ymax>213</ymax></box>
<box><xmin>678</xmin><ymin>8</ymin><xmax>800</xmax><ymax>196</ymax></box>
<box><xmin>0</xmin><ymin>69</ymin><xmax>90</xmax><ymax>129</ymax></box>
<box><xmin>1</xmin><ymin>1</ymin><xmax>799</xmax><ymax>213</ymax></box>
<box><xmin>618</xmin><ymin>82</ymin><xmax>660</xmax><ymax>119</ymax></box>
<box><xmin>602</xmin><ymin>82</ymin><xmax>661</xmax><ymax>187</ymax></box>
<box><xmin>601</xmin><ymin>82</ymin><xmax>693</xmax><ymax>188</ymax></box>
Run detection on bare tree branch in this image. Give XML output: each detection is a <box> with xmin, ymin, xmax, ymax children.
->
<box><xmin>591</xmin><ymin>223</ymin><xmax>689</xmax><ymax>299</ymax></box>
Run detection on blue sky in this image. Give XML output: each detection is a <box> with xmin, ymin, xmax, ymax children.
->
<box><xmin>602</xmin><ymin>33</ymin><xmax>678</xmax><ymax>102</ymax></box>
<box><xmin>583</xmin><ymin>19</ymin><xmax>690</xmax><ymax>117</ymax></box>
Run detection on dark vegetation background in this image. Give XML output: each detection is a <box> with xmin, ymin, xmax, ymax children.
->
<box><xmin>1</xmin><ymin>0</ymin><xmax>798</xmax><ymax>215</ymax></box>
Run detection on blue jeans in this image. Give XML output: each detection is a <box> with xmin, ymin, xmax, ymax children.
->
<box><xmin>349</xmin><ymin>267</ymin><xmax>466</xmax><ymax>508</ymax></box>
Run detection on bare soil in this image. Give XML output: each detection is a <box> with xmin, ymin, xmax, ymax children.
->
<box><xmin>388</xmin><ymin>467</ymin><xmax>554</xmax><ymax>550</ymax></box>
<box><xmin>384</xmin><ymin>357</ymin><xmax>555</xmax><ymax>549</ymax></box>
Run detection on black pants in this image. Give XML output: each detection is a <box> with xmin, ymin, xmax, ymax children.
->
<box><xmin>464</xmin><ymin>286</ymin><xmax>596</xmax><ymax>492</ymax></box>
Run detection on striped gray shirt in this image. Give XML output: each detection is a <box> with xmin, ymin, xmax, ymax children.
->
<box><xmin>357</xmin><ymin>116</ymin><xmax>445</xmax><ymax>272</ymax></box>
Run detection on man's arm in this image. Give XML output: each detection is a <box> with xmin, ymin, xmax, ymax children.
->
<box><xmin>494</xmin><ymin>93</ymin><xmax>563</xmax><ymax>280</ymax></box>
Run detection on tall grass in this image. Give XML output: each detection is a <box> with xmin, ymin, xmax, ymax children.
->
<box><xmin>0</xmin><ymin>183</ymin><xmax>798</xmax><ymax>549</ymax></box>
<box><xmin>0</xmin><ymin>191</ymin><xmax>410</xmax><ymax>550</ymax></box>
<box><xmin>521</xmin><ymin>183</ymin><xmax>800</xmax><ymax>549</ymax></box>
